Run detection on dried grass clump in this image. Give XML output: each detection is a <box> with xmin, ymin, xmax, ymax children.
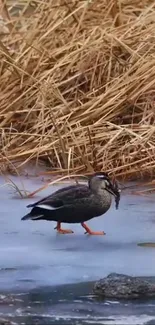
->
<box><xmin>0</xmin><ymin>0</ymin><xmax>155</xmax><ymax>179</ymax></box>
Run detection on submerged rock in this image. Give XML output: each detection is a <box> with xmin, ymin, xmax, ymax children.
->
<box><xmin>93</xmin><ymin>273</ymin><xmax>155</xmax><ymax>299</ymax></box>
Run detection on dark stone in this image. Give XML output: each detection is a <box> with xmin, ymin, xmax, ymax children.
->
<box><xmin>93</xmin><ymin>273</ymin><xmax>155</xmax><ymax>299</ymax></box>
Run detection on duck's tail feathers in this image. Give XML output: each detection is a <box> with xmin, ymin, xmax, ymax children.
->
<box><xmin>21</xmin><ymin>213</ymin><xmax>44</xmax><ymax>221</ymax></box>
<box><xmin>27</xmin><ymin>203</ymin><xmax>35</xmax><ymax>208</ymax></box>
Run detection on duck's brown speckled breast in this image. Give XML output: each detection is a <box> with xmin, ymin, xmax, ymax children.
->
<box><xmin>98</xmin><ymin>188</ymin><xmax>112</xmax><ymax>210</ymax></box>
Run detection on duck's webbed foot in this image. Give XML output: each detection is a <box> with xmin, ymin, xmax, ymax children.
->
<box><xmin>55</xmin><ymin>222</ymin><xmax>74</xmax><ymax>234</ymax></box>
<box><xmin>81</xmin><ymin>222</ymin><xmax>106</xmax><ymax>235</ymax></box>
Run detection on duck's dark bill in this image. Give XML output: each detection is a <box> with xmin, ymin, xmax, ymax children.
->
<box><xmin>115</xmin><ymin>191</ymin><xmax>120</xmax><ymax>210</ymax></box>
<box><xmin>112</xmin><ymin>180</ymin><xmax>121</xmax><ymax>210</ymax></box>
<box><xmin>106</xmin><ymin>180</ymin><xmax>121</xmax><ymax>210</ymax></box>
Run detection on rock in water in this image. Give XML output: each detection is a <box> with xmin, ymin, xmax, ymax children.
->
<box><xmin>93</xmin><ymin>273</ymin><xmax>155</xmax><ymax>299</ymax></box>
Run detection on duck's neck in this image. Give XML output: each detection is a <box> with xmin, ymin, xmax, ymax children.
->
<box><xmin>89</xmin><ymin>178</ymin><xmax>100</xmax><ymax>193</ymax></box>
<box><xmin>89</xmin><ymin>181</ymin><xmax>112</xmax><ymax>200</ymax></box>
<box><xmin>89</xmin><ymin>181</ymin><xmax>108</xmax><ymax>195</ymax></box>
<box><xmin>97</xmin><ymin>187</ymin><xmax>112</xmax><ymax>208</ymax></box>
<box><xmin>96</xmin><ymin>186</ymin><xmax>111</xmax><ymax>199</ymax></box>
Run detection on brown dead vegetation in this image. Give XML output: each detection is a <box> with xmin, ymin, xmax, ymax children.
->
<box><xmin>0</xmin><ymin>0</ymin><xmax>155</xmax><ymax>180</ymax></box>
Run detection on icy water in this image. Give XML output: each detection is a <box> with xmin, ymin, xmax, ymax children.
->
<box><xmin>1</xmin><ymin>175</ymin><xmax>155</xmax><ymax>324</ymax></box>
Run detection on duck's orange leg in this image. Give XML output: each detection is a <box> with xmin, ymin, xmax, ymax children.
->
<box><xmin>55</xmin><ymin>222</ymin><xmax>74</xmax><ymax>234</ymax></box>
<box><xmin>81</xmin><ymin>222</ymin><xmax>105</xmax><ymax>235</ymax></box>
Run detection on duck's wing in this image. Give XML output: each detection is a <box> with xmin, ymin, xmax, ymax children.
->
<box><xmin>27</xmin><ymin>184</ymin><xmax>91</xmax><ymax>210</ymax></box>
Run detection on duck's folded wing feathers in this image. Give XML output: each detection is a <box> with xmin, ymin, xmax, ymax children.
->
<box><xmin>27</xmin><ymin>184</ymin><xmax>91</xmax><ymax>210</ymax></box>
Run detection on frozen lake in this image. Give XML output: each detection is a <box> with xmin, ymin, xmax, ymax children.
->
<box><xmin>0</xmin><ymin>175</ymin><xmax>155</xmax><ymax>324</ymax></box>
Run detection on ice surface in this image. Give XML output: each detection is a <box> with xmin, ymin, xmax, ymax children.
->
<box><xmin>1</xmin><ymin>174</ymin><xmax>155</xmax><ymax>324</ymax></box>
<box><xmin>0</xmin><ymin>175</ymin><xmax>155</xmax><ymax>292</ymax></box>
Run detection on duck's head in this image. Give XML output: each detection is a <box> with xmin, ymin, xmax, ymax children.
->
<box><xmin>88</xmin><ymin>172</ymin><xmax>121</xmax><ymax>209</ymax></box>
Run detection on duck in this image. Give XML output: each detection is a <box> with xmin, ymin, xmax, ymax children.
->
<box><xmin>21</xmin><ymin>172</ymin><xmax>121</xmax><ymax>235</ymax></box>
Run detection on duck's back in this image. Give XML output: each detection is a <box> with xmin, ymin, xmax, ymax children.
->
<box><xmin>24</xmin><ymin>182</ymin><xmax>113</xmax><ymax>224</ymax></box>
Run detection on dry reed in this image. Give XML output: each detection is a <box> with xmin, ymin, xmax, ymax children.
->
<box><xmin>0</xmin><ymin>0</ymin><xmax>155</xmax><ymax>180</ymax></box>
